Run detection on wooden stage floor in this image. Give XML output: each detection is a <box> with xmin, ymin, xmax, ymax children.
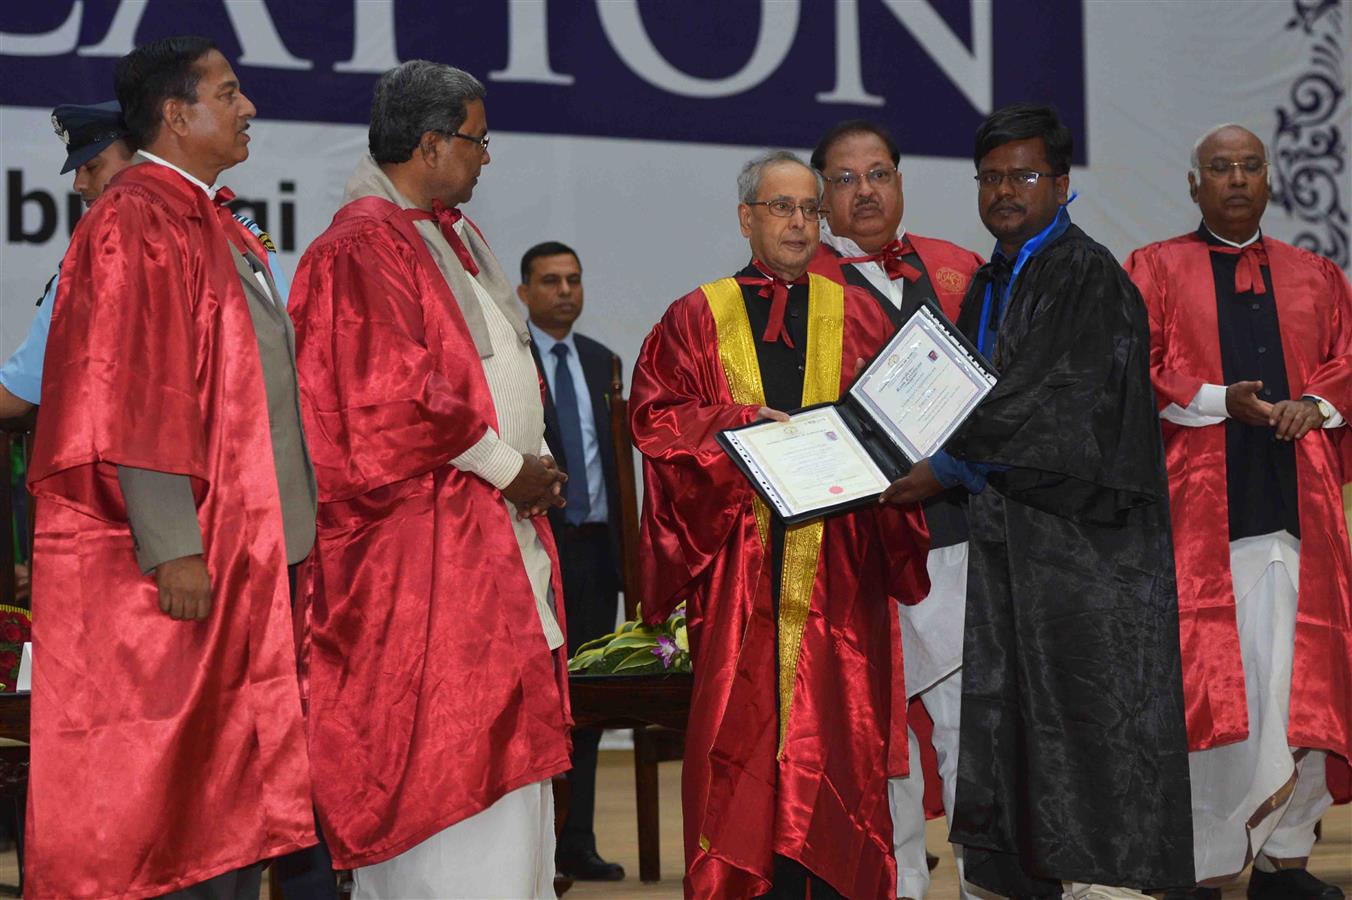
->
<box><xmin>574</xmin><ymin>750</ymin><xmax>1352</xmax><ymax>900</ymax></box>
<box><xmin>12</xmin><ymin>749</ymin><xmax>1341</xmax><ymax>898</ymax></box>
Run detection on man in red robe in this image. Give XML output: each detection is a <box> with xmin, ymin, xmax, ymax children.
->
<box><xmin>26</xmin><ymin>36</ymin><xmax>317</xmax><ymax>899</ymax></box>
<box><xmin>288</xmin><ymin>61</ymin><xmax>572</xmax><ymax>897</ymax></box>
<box><xmin>806</xmin><ymin>119</ymin><xmax>983</xmax><ymax>900</ymax></box>
<box><xmin>631</xmin><ymin>150</ymin><xmax>931</xmax><ymax>899</ymax></box>
<box><xmin>1125</xmin><ymin>123</ymin><xmax>1352</xmax><ymax>900</ymax></box>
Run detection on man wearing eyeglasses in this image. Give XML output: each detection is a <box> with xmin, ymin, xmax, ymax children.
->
<box><xmin>807</xmin><ymin>119</ymin><xmax>984</xmax><ymax>900</ymax></box>
<box><xmin>883</xmin><ymin>103</ymin><xmax>1193</xmax><ymax>899</ymax></box>
<box><xmin>1124</xmin><ymin>124</ymin><xmax>1351</xmax><ymax>900</ymax></box>
<box><xmin>287</xmin><ymin>61</ymin><xmax>571</xmax><ymax>897</ymax></box>
<box><xmin>630</xmin><ymin>150</ymin><xmax>932</xmax><ymax>899</ymax></box>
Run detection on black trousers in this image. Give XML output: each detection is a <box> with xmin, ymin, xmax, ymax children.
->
<box><xmin>555</xmin><ymin>524</ymin><xmax>619</xmax><ymax>857</ymax></box>
<box><xmin>159</xmin><ymin>863</ymin><xmax>264</xmax><ymax>900</ymax></box>
<box><xmin>272</xmin><ymin>564</ymin><xmax>339</xmax><ymax>900</ymax></box>
<box><xmin>760</xmin><ymin>855</ymin><xmax>845</xmax><ymax>900</ymax></box>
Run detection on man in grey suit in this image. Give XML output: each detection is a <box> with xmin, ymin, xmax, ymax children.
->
<box><xmin>26</xmin><ymin>35</ymin><xmax>324</xmax><ymax>900</ymax></box>
<box><xmin>112</xmin><ymin>36</ymin><xmax>333</xmax><ymax>900</ymax></box>
<box><xmin>520</xmin><ymin>241</ymin><xmax>626</xmax><ymax>883</ymax></box>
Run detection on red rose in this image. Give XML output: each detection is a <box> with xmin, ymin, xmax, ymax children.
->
<box><xmin>0</xmin><ymin>651</ymin><xmax>18</xmax><ymax>673</ymax></box>
<box><xmin>0</xmin><ymin>623</ymin><xmax>23</xmax><ymax>643</ymax></box>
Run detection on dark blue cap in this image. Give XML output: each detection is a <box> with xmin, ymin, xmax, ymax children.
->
<box><xmin>51</xmin><ymin>101</ymin><xmax>130</xmax><ymax>174</ymax></box>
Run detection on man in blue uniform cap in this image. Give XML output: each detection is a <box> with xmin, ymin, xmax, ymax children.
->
<box><xmin>0</xmin><ymin>100</ymin><xmax>287</xmax><ymax>418</ymax></box>
<box><xmin>0</xmin><ymin>101</ymin><xmax>136</xmax><ymax>418</ymax></box>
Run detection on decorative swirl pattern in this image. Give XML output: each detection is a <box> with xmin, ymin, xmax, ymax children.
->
<box><xmin>1270</xmin><ymin>0</ymin><xmax>1348</xmax><ymax>269</ymax></box>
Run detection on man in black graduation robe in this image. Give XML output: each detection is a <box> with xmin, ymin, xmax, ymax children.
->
<box><xmin>884</xmin><ymin>104</ymin><xmax>1194</xmax><ymax>898</ymax></box>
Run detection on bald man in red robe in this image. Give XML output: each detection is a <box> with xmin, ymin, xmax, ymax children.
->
<box><xmin>631</xmin><ymin>150</ymin><xmax>930</xmax><ymax>900</ymax></box>
<box><xmin>1126</xmin><ymin>123</ymin><xmax>1352</xmax><ymax>900</ymax></box>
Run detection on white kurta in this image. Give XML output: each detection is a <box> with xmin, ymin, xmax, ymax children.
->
<box><xmin>890</xmin><ymin>543</ymin><xmax>976</xmax><ymax>900</ymax></box>
<box><xmin>352</xmin><ymin>781</ymin><xmax>555</xmax><ymax>900</ymax></box>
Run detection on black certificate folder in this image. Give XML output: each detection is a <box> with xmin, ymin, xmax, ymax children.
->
<box><xmin>717</xmin><ymin>301</ymin><xmax>998</xmax><ymax>525</ymax></box>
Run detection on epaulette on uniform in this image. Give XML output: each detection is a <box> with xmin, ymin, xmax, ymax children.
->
<box><xmin>232</xmin><ymin>212</ymin><xmax>277</xmax><ymax>253</ymax></box>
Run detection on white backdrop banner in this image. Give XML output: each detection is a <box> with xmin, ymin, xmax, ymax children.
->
<box><xmin>1</xmin><ymin>0</ymin><xmax>1348</xmax><ymax>372</ymax></box>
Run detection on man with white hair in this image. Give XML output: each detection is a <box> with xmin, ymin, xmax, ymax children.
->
<box><xmin>288</xmin><ymin>61</ymin><xmax>571</xmax><ymax>897</ymax></box>
<box><xmin>630</xmin><ymin>150</ymin><xmax>931</xmax><ymax>898</ymax></box>
<box><xmin>1126</xmin><ymin>123</ymin><xmax>1351</xmax><ymax>900</ymax></box>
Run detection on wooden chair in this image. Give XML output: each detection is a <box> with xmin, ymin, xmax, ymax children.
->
<box><xmin>605</xmin><ymin>358</ymin><xmax>687</xmax><ymax>884</ymax></box>
<box><xmin>0</xmin><ymin>412</ymin><xmax>36</xmax><ymax>612</ymax></box>
<box><xmin>0</xmin><ymin>410</ymin><xmax>36</xmax><ymax>897</ymax></box>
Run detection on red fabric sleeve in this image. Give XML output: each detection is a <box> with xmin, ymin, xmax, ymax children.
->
<box><xmin>1125</xmin><ymin>245</ymin><xmax>1208</xmax><ymax>411</ymax></box>
<box><xmin>29</xmin><ymin>185</ymin><xmax>210</xmax><ymax>520</ymax></box>
<box><xmin>289</xmin><ymin>224</ymin><xmax>492</xmax><ymax>502</ymax></box>
<box><xmin>629</xmin><ymin>293</ymin><xmax>762</xmax><ymax>622</ymax></box>
<box><xmin>1301</xmin><ymin>257</ymin><xmax>1352</xmax><ymax>415</ymax></box>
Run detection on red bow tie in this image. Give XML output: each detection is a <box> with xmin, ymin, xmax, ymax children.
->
<box><xmin>212</xmin><ymin>185</ymin><xmax>271</xmax><ymax>269</ymax></box>
<box><xmin>1208</xmin><ymin>241</ymin><xmax>1268</xmax><ymax>295</ymax></box>
<box><xmin>840</xmin><ymin>237</ymin><xmax>921</xmax><ymax>282</ymax></box>
<box><xmin>402</xmin><ymin>201</ymin><xmax>480</xmax><ymax>277</ymax></box>
<box><xmin>736</xmin><ymin>261</ymin><xmax>807</xmax><ymax>347</ymax></box>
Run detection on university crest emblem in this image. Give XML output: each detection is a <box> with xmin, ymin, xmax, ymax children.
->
<box><xmin>934</xmin><ymin>267</ymin><xmax>967</xmax><ymax>294</ymax></box>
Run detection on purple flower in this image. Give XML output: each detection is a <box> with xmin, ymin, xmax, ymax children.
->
<box><xmin>652</xmin><ymin>635</ymin><xmax>679</xmax><ymax>668</ymax></box>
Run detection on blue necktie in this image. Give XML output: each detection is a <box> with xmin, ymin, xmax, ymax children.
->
<box><xmin>550</xmin><ymin>343</ymin><xmax>591</xmax><ymax>525</ymax></box>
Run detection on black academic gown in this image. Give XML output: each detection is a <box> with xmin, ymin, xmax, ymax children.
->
<box><xmin>946</xmin><ymin>224</ymin><xmax>1194</xmax><ymax>895</ymax></box>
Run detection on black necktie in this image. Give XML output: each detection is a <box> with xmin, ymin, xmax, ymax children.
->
<box><xmin>550</xmin><ymin>343</ymin><xmax>591</xmax><ymax>525</ymax></box>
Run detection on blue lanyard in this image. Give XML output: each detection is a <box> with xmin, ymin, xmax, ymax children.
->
<box><xmin>976</xmin><ymin>199</ymin><xmax>1075</xmax><ymax>359</ymax></box>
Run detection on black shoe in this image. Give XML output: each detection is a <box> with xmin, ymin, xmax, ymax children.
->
<box><xmin>1160</xmin><ymin>888</ymin><xmax>1221</xmax><ymax>899</ymax></box>
<box><xmin>1247</xmin><ymin>867</ymin><xmax>1344</xmax><ymax>899</ymax></box>
<box><xmin>556</xmin><ymin>849</ymin><xmax>625</xmax><ymax>881</ymax></box>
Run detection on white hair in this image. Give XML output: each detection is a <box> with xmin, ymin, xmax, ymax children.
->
<box><xmin>736</xmin><ymin>150</ymin><xmax>823</xmax><ymax>203</ymax></box>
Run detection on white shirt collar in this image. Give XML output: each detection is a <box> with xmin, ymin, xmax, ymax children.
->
<box><xmin>819</xmin><ymin>218</ymin><xmax>906</xmax><ymax>258</ymax></box>
<box><xmin>528</xmin><ymin>321</ymin><xmax>576</xmax><ymax>356</ymax></box>
<box><xmin>137</xmin><ymin>150</ymin><xmax>217</xmax><ymax>199</ymax></box>
<box><xmin>1203</xmin><ymin>222</ymin><xmax>1260</xmax><ymax>249</ymax></box>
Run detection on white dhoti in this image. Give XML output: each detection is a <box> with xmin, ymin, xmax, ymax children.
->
<box><xmin>1061</xmin><ymin>884</ymin><xmax>1154</xmax><ymax>899</ymax></box>
<box><xmin>890</xmin><ymin>542</ymin><xmax>982</xmax><ymax>899</ymax></box>
<box><xmin>1188</xmin><ymin>531</ymin><xmax>1334</xmax><ymax>883</ymax></box>
<box><xmin>351</xmin><ymin>780</ymin><xmax>556</xmax><ymax>899</ymax></box>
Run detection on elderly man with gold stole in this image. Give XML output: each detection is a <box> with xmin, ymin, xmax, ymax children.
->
<box><xmin>288</xmin><ymin>61</ymin><xmax>571</xmax><ymax>898</ymax></box>
<box><xmin>630</xmin><ymin>150</ymin><xmax>931</xmax><ymax>899</ymax></box>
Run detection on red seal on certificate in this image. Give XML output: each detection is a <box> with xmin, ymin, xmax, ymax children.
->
<box><xmin>828</xmin><ymin>485</ymin><xmax>844</xmax><ymax>495</ymax></box>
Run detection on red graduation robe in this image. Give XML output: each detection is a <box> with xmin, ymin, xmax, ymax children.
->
<box><xmin>808</xmin><ymin>232</ymin><xmax>984</xmax><ymax>320</ymax></box>
<box><xmin>812</xmin><ymin>232</ymin><xmax>982</xmax><ymax>824</ymax></box>
<box><xmin>26</xmin><ymin>164</ymin><xmax>315</xmax><ymax>899</ymax></box>
<box><xmin>288</xmin><ymin>196</ymin><xmax>571</xmax><ymax>869</ymax></box>
<box><xmin>630</xmin><ymin>274</ymin><xmax>930</xmax><ymax>899</ymax></box>
<box><xmin>1125</xmin><ymin>233</ymin><xmax>1352</xmax><ymax>767</ymax></box>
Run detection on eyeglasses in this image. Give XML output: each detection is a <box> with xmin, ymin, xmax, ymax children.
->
<box><xmin>974</xmin><ymin>170</ymin><xmax>1059</xmax><ymax>189</ymax></box>
<box><xmin>823</xmin><ymin>167</ymin><xmax>897</xmax><ymax>189</ymax></box>
<box><xmin>746</xmin><ymin>199</ymin><xmax>825</xmax><ymax>218</ymax></box>
<box><xmin>443</xmin><ymin>130</ymin><xmax>490</xmax><ymax>151</ymax></box>
<box><xmin>1198</xmin><ymin>158</ymin><xmax>1267</xmax><ymax>178</ymax></box>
